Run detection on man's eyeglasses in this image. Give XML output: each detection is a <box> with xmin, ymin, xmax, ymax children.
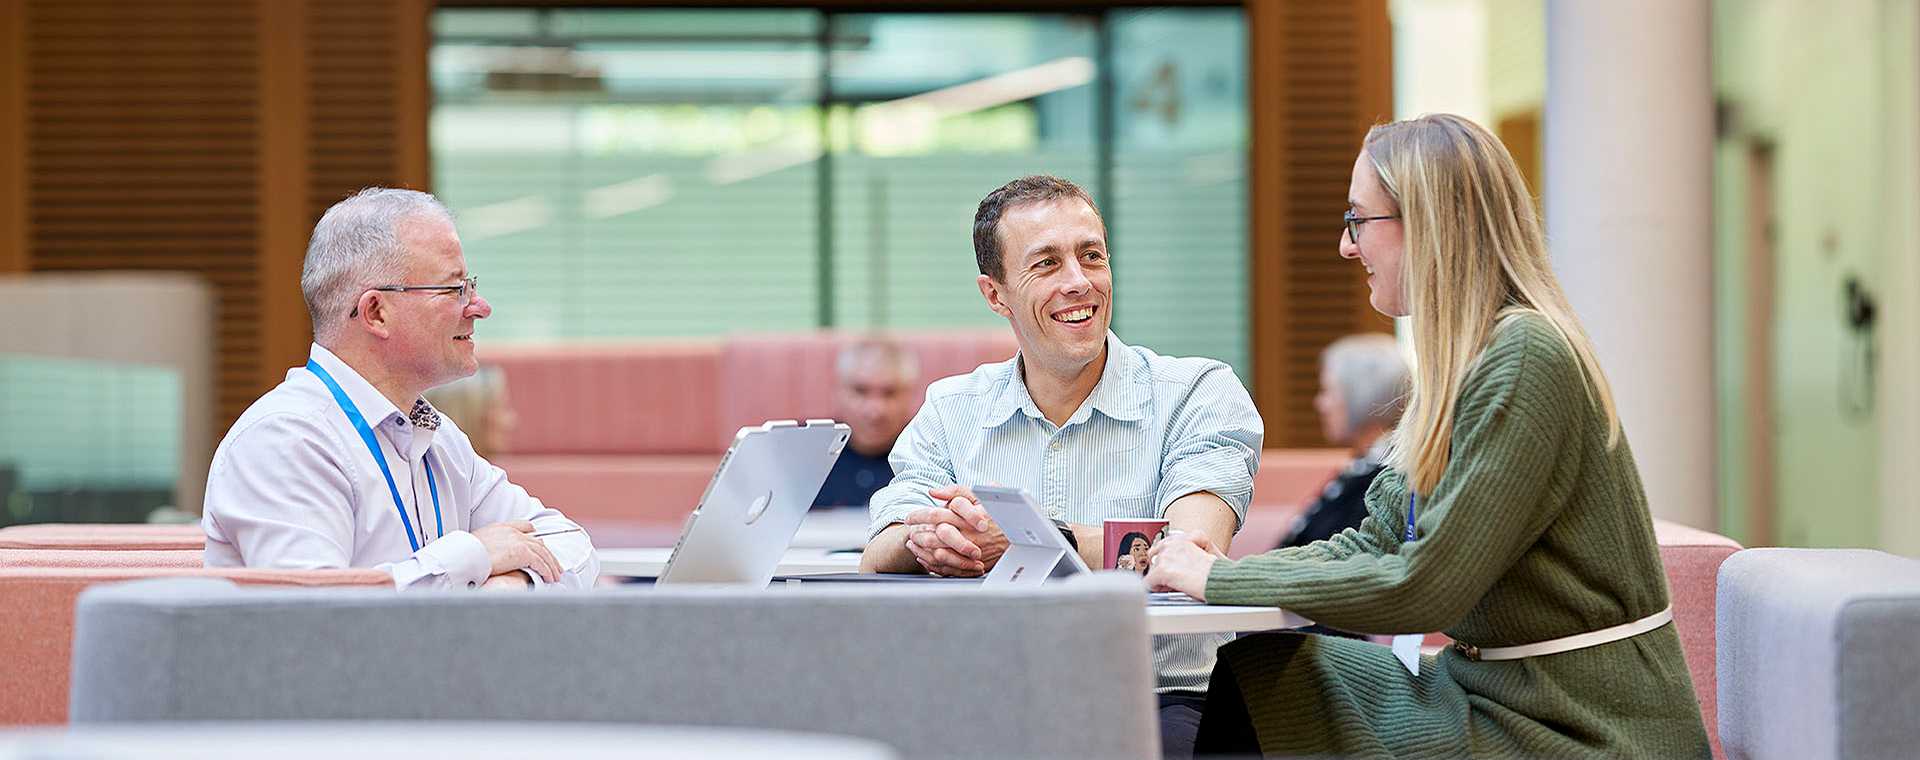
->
<box><xmin>348</xmin><ymin>276</ymin><xmax>478</xmax><ymax>318</ymax></box>
<box><xmin>1344</xmin><ymin>211</ymin><xmax>1399</xmax><ymax>244</ymax></box>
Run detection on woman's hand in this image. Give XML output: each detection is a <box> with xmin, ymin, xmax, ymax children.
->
<box><xmin>1143</xmin><ymin>530</ymin><xmax>1225</xmax><ymax>601</ymax></box>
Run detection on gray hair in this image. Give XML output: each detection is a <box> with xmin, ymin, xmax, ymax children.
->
<box><xmin>1322</xmin><ymin>333</ymin><xmax>1410</xmax><ymax>429</ymax></box>
<box><xmin>301</xmin><ymin>187</ymin><xmax>455</xmax><ymax>340</ymax></box>
<box><xmin>836</xmin><ymin>337</ymin><xmax>919</xmax><ymax>383</ymax></box>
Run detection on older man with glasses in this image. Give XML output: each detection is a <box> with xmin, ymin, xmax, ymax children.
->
<box><xmin>203</xmin><ymin>187</ymin><xmax>598</xmax><ymax>590</ymax></box>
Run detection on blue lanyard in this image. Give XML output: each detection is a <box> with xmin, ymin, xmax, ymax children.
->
<box><xmin>306</xmin><ymin>359</ymin><xmax>441</xmax><ymax>552</ymax></box>
<box><xmin>1405</xmin><ymin>493</ymin><xmax>1418</xmax><ymax>542</ymax></box>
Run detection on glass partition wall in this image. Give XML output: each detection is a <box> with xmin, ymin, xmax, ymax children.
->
<box><xmin>432</xmin><ymin>7</ymin><xmax>1251</xmax><ymax>378</ymax></box>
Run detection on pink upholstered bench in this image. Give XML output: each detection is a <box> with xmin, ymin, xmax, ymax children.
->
<box><xmin>491</xmin><ymin>453</ymin><xmax>721</xmax><ymax>528</ymax></box>
<box><xmin>0</xmin><ymin>524</ymin><xmax>204</xmax><ymax>551</ymax></box>
<box><xmin>0</xmin><ymin>549</ymin><xmax>203</xmax><ymax>569</ymax></box>
<box><xmin>0</xmin><ymin>567</ymin><xmax>392</xmax><ymax>725</ymax></box>
<box><xmin>1652</xmin><ymin>518</ymin><xmax>1743</xmax><ymax>759</ymax></box>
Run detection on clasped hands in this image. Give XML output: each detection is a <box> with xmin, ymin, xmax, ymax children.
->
<box><xmin>901</xmin><ymin>485</ymin><xmax>1011</xmax><ymax>577</ymax></box>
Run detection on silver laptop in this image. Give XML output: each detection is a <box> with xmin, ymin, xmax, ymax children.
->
<box><xmin>656</xmin><ymin>419</ymin><xmax>850</xmax><ymax>586</ymax></box>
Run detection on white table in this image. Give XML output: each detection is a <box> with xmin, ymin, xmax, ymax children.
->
<box><xmin>599</xmin><ymin>547</ymin><xmax>860</xmax><ymax>578</ymax></box>
<box><xmin>599</xmin><ymin>547</ymin><xmax>1309</xmax><ymax>636</ymax></box>
<box><xmin>1146</xmin><ymin>603</ymin><xmax>1312</xmax><ymax>635</ymax></box>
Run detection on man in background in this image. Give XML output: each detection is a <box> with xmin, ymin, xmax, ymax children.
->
<box><xmin>812</xmin><ymin>338</ymin><xmax>919</xmax><ymax>509</ymax></box>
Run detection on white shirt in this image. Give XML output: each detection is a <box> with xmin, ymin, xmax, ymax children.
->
<box><xmin>203</xmin><ymin>344</ymin><xmax>599</xmax><ymax>590</ymax></box>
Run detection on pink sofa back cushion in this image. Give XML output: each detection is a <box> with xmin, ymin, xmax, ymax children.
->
<box><xmin>494</xmin><ymin>453</ymin><xmax>721</xmax><ymax>526</ymax></box>
<box><xmin>1652</xmin><ymin>518</ymin><xmax>1742</xmax><ymax>759</ymax></box>
<box><xmin>0</xmin><ymin>567</ymin><xmax>392</xmax><ymax>725</ymax></box>
<box><xmin>0</xmin><ymin>524</ymin><xmax>204</xmax><ymax>551</ymax></box>
<box><xmin>484</xmin><ymin>341</ymin><xmax>723</xmax><ymax>455</ymax></box>
<box><xmin>716</xmin><ymin>330</ymin><xmax>1018</xmax><ymax>449</ymax></box>
<box><xmin>0</xmin><ymin>549</ymin><xmax>203</xmax><ymax>569</ymax></box>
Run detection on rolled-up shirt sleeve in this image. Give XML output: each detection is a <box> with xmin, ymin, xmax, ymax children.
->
<box><xmin>867</xmin><ymin>401</ymin><xmax>957</xmax><ymax>539</ymax></box>
<box><xmin>1153</xmin><ymin>364</ymin><xmax>1264</xmax><ymax>528</ymax></box>
<box><xmin>466</xmin><ymin>451</ymin><xmax>599</xmax><ymax>589</ymax></box>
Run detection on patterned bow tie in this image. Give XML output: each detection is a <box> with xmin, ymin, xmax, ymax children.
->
<box><xmin>407</xmin><ymin>398</ymin><xmax>442</xmax><ymax>431</ymax></box>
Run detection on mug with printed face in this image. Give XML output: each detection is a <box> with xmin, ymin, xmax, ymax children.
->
<box><xmin>1104</xmin><ymin>518</ymin><xmax>1170</xmax><ymax>574</ymax></box>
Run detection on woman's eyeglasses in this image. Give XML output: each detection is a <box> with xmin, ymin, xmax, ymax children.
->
<box><xmin>1344</xmin><ymin>211</ymin><xmax>1399</xmax><ymax>244</ymax></box>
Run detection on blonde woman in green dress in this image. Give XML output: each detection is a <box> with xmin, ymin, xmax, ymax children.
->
<box><xmin>1145</xmin><ymin>113</ymin><xmax>1712</xmax><ymax>758</ymax></box>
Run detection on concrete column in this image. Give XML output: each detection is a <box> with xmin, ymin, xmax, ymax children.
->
<box><xmin>1545</xmin><ymin>0</ymin><xmax>1715</xmax><ymax>528</ymax></box>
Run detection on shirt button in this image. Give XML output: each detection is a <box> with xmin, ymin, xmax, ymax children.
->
<box><xmin>1049</xmin><ymin>440</ymin><xmax>1062</xmax><ymax>451</ymax></box>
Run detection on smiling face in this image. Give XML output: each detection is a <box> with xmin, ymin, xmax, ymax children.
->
<box><xmin>976</xmin><ymin>197</ymin><xmax>1112</xmax><ymax>379</ymax></box>
<box><xmin>381</xmin><ymin>215</ymin><xmax>492</xmax><ymax>390</ymax></box>
<box><xmin>1340</xmin><ymin>152</ymin><xmax>1409</xmax><ymax>318</ymax></box>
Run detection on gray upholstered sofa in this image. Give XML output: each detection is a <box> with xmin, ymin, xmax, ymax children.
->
<box><xmin>67</xmin><ymin>574</ymin><xmax>1158</xmax><ymax>760</ymax></box>
<box><xmin>1717</xmin><ymin>548</ymin><xmax>1920</xmax><ymax>760</ymax></box>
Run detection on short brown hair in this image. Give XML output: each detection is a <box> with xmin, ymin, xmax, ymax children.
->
<box><xmin>971</xmin><ymin>175</ymin><xmax>1103</xmax><ymax>282</ymax></box>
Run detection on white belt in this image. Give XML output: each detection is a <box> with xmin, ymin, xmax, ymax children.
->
<box><xmin>1452</xmin><ymin>605</ymin><xmax>1674</xmax><ymax>662</ymax></box>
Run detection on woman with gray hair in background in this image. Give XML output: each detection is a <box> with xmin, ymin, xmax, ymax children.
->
<box><xmin>1276</xmin><ymin>333</ymin><xmax>1409</xmax><ymax>550</ymax></box>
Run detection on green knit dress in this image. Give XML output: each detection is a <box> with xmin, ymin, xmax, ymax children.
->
<box><xmin>1206</xmin><ymin>312</ymin><xmax>1712</xmax><ymax>758</ymax></box>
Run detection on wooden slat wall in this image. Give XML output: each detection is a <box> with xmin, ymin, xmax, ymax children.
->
<box><xmin>1496</xmin><ymin>109</ymin><xmax>1542</xmax><ymax>207</ymax></box>
<box><xmin>9</xmin><ymin>0</ymin><xmax>427</xmax><ymax>446</ymax></box>
<box><xmin>24</xmin><ymin>0</ymin><xmax>265</xmax><ymax>427</ymax></box>
<box><xmin>308</xmin><ymin>0</ymin><xmax>431</xmax><ymax>225</ymax></box>
<box><xmin>1</xmin><ymin>1</ymin><xmax>24</xmax><ymax>275</ymax></box>
<box><xmin>1248</xmin><ymin>0</ymin><xmax>1395</xmax><ymax>447</ymax></box>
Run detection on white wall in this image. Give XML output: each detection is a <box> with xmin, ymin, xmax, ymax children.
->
<box><xmin>1713</xmin><ymin>0</ymin><xmax>1916</xmax><ymax>549</ymax></box>
<box><xmin>1391</xmin><ymin>0</ymin><xmax>1490</xmax><ymax>123</ymax></box>
<box><xmin>1485</xmin><ymin>0</ymin><xmax>1543</xmax><ymax>118</ymax></box>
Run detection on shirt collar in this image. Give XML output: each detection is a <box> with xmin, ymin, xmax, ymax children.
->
<box><xmin>308</xmin><ymin>343</ymin><xmax>409</xmax><ymax>428</ymax></box>
<box><xmin>980</xmin><ymin>331</ymin><xmax>1151</xmax><ymax>428</ymax></box>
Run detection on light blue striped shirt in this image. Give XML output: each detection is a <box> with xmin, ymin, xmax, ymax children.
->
<box><xmin>870</xmin><ymin>331</ymin><xmax>1263</xmax><ymax>692</ymax></box>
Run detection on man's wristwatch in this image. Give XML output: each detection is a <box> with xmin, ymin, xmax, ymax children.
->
<box><xmin>1050</xmin><ymin>518</ymin><xmax>1079</xmax><ymax>551</ymax></box>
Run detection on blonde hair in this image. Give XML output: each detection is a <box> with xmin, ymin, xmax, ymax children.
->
<box><xmin>1364</xmin><ymin>114</ymin><xmax>1619</xmax><ymax>494</ymax></box>
<box><xmin>425</xmin><ymin>366</ymin><xmax>509</xmax><ymax>460</ymax></box>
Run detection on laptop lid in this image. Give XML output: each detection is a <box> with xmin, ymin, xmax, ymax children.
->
<box><xmin>656</xmin><ymin>419</ymin><xmax>850</xmax><ymax>586</ymax></box>
<box><xmin>973</xmin><ymin>485</ymin><xmax>1090</xmax><ymax>587</ymax></box>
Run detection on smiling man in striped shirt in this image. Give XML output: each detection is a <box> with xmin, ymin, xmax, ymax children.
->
<box><xmin>858</xmin><ymin>175</ymin><xmax>1263</xmax><ymax>758</ymax></box>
